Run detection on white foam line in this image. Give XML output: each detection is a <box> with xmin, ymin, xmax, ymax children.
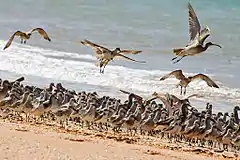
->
<box><xmin>0</xmin><ymin>42</ymin><xmax>240</xmax><ymax>106</ymax></box>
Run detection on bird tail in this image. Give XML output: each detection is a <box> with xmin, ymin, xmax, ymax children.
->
<box><xmin>173</xmin><ymin>48</ymin><xmax>184</xmax><ymax>56</ymax></box>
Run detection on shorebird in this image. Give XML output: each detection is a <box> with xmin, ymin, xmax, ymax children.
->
<box><xmin>21</xmin><ymin>93</ymin><xmax>34</xmax><ymax>122</ymax></box>
<box><xmin>149</xmin><ymin>92</ymin><xmax>201</xmax><ymax>116</ymax></box>
<box><xmin>119</xmin><ymin>89</ymin><xmax>157</xmax><ymax>106</ymax></box>
<box><xmin>3</xmin><ymin>28</ymin><xmax>51</xmax><ymax>50</ymax></box>
<box><xmin>0</xmin><ymin>93</ymin><xmax>19</xmax><ymax>109</ymax></box>
<box><xmin>80</xmin><ymin>39</ymin><xmax>146</xmax><ymax>73</ymax></box>
<box><xmin>160</xmin><ymin>70</ymin><xmax>219</xmax><ymax>95</ymax></box>
<box><xmin>0</xmin><ymin>80</ymin><xmax>11</xmax><ymax>100</ymax></box>
<box><xmin>171</xmin><ymin>3</ymin><xmax>221</xmax><ymax>64</ymax></box>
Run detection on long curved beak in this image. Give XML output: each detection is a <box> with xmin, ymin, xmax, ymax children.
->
<box><xmin>213</xmin><ymin>44</ymin><xmax>222</xmax><ymax>48</ymax></box>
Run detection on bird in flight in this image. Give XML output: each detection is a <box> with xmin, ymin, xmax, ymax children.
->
<box><xmin>159</xmin><ymin>69</ymin><xmax>219</xmax><ymax>95</ymax></box>
<box><xmin>80</xmin><ymin>39</ymin><xmax>146</xmax><ymax>73</ymax></box>
<box><xmin>3</xmin><ymin>28</ymin><xmax>51</xmax><ymax>50</ymax></box>
<box><xmin>171</xmin><ymin>3</ymin><xmax>221</xmax><ymax>64</ymax></box>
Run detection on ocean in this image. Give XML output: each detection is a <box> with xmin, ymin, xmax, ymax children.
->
<box><xmin>0</xmin><ymin>0</ymin><xmax>240</xmax><ymax>112</ymax></box>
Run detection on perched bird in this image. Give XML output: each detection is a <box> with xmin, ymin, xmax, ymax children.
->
<box><xmin>80</xmin><ymin>39</ymin><xmax>146</xmax><ymax>73</ymax></box>
<box><xmin>160</xmin><ymin>70</ymin><xmax>219</xmax><ymax>95</ymax></box>
<box><xmin>3</xmin><ymin>28</ymin><xmax>51</xmax><ymax>50</ymax></box>
<box><xmin>171</xmin><ymin>3</ymin><xmax>221</xmax><ymax>63</ymax></box>
<box><xmin>119</xmin><ymin>89</ymin><xmax>156</xmax><ymax>105</ymax></box>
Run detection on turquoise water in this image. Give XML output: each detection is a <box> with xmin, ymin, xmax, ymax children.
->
<box><xmin>0</xmin><ymin>0</ymin><xmax>240</xmax><ymax>112</ymax></box>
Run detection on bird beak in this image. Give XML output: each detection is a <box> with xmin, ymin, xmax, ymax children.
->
<box><xmin>212</xmin><ymin>44</ymin><xmax>222</xmax><ymax>48</ymax></box>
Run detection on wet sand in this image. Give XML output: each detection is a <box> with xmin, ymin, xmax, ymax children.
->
<box><xmin>0</xmin><ymin>119</ymin><xmax>237</xmax><ymax>160</ymax></box>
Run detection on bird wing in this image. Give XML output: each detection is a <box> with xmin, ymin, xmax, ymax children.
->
<box><xmin>119</xmin><ymin>89</ymin><xmax>131</xmax><ymax>95</ymax></box>
<box><xmin>119</xmin><ymin>89</ymin><xmax>143</xmax><ymax>102</ymax></box>
<box><xmin>120</xmin><ymin>50</ymin><xmax>142</xmax><ymax>55</ymax></box>
<box><xmin>160</xmin><ymin>70</ymin><xmax>185</xmax><ymax>81</ymax></box>
<box><xmin>191</xmin><ymin>74</ymin><xmax>219</xmax><ymax>88</ymax></box>
<box><xmin>199</xmin><ymin>26</ymin><xmax>210</xmax><ymax>45</ymax></box>
<box><xmin>145</xmin><ymin>96</ymin><xmax>158</xmax><ymax>103</ymax></box>
<box><xmin>188</xmin><ymin>3</ymin><xmax>201</xmax><ymax>41</ymax></box>
<box><xmin>80</xmin><ymin>39</ymin><xmax>111</xmax><ymax>56</ymax></box>
<box><xmin>115</xmin><ymin>53</ymin><xmax>147</xmax><ymax>63</ymax></box>
<box><xmin>186</xmin><ymin>94</ymin><xmax>204</xmax><ymax>99</ymax></box>
<box><xmin>31</xmin><ymin>28</ymin><xmax>51</xmax><ymax>41</ymax></box>
<box><xmin>152</xmin><ymin>92</ymin><xmax>166</xmax><ymax>97</ymax></box>
<box><xmin>3</xmin><ymin>31</ymin><xmax>24</xmax><ymax>50</ymax></box>
<box><xmin>14</xmin><ymin>76</ymin><xmax>25</xmax><ymax>82</ymax></box>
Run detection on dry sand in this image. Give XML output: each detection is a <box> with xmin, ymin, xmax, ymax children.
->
<box><xmin>0</xmin><ymin>119</ymin><xmax>238</xmax><ymax>160</ymax></box>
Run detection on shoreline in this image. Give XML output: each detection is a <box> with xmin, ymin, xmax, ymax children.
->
<box><xmin>0</xmin><ymin>119</ymin><xmax>237</xmax><ymax>160</ymax></box>
<box><xmin>0</xmin><ymin>76</ymin><xmax>239</xmax><ymax>160</ymax></box>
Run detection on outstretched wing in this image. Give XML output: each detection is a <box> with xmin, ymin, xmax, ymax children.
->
<box><xmin>80</xmin><ymin>39</ymin><xmax>111</xmax><ymax>57</ymax></box>
<box><xmin>3</xmin><ymin>31</ymin><xmax>24</xmax><ymax>50</ymax></box>
<box><xmin>31</xmin><ymin>28</ymin><xmax>51</xmax><ymax>41</ymax></box>
<box><xmin>191</xmin><ymin>74</ymin><xmax>219</xmax><ymax>88</ymax></box>
<box><xmin>120</xmin><ymin>50</ymin><xmax>142</xmax><ymax>55</ymax></box>
<box><xmin>115</xmin><ymin>53</ymin><xmax>146</xmax><ymax>63</ymax></box>
<box><xmin>160</xmin><ymin>70</ymin><xmax>185</xmax><ymax>81</ymax></box>
<box><xmin>188</xmin><ymin>3</ymin><xmax>201</xmax><ymax>41</ymax></box>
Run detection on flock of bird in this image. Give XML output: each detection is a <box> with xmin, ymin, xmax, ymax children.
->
<box><xmin>2</xmin><ymin>3</ymin><xmax>221</xmax><ymax>95</ymax></box>
<box><xmin>0</xmin><ymin>77</ymin><xmax>239</xmax><ymax>152</ymax></box>
<box><xmin>0</xmin><ymin>2</ymin><xmax>238</xmax><ymax>154</ymax></box>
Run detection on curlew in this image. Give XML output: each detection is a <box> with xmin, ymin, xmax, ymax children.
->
<box><xmin>80</xmin><ymin>39</ymin><xmax>146</xmax><ymax>73</ymax></box>
<box><xmin>171</xmin><ymin>3</ymin><xmax>221</xmax><ymax>64</ymax></box>
<box><xmin>3</xmin><ymin>28</ymin><xmax>51</xmax><ymax>50</ymax></box>
<box><xmin>160</xmin><ymin>70</ymin><xmax>219</xmax><ymax>95</ymax></box>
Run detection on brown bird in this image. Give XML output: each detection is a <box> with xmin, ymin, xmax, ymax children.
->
<box><xmin>119</xmin><ymin>89</ymin><xmax>159</xmax><ymax>106</ymax></box>
<box><xmin>149</xmin><ymin>92</ymin><xmax>203</xmax><ymax>115</ymax></box>
<box><xmin>160</xmin><ymin>70</ymin><xmax>219</xmax><ymax>95</ymax></box>
<box><xmin>80</xmin><ymin>39</ymin><xmax>146</xmax><ymax>73</ymax></box>
<box><xmin>3</xmin><ymin>28</ymin><xmax>51</xmax><ymax>50</ymax></box>
<box><xmin>171</xmin><ymin>3</ymin><xmax>221</xmax><ymax>64</ymax></box>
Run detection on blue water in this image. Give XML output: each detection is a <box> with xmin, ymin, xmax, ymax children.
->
<box><xmin>0</xmin><ymin>0</ymin><xmax>240</xmax><ymax>112</ymax></box>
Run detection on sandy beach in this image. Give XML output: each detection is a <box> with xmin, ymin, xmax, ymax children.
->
<box><xmin>0</xmin><ymin>119</ymin><xmax>237</xmax><ymax>160</ymax></box>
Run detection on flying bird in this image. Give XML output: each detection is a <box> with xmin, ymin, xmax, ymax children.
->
<box><xmin>3</xmin><ymin>28</ymin><xmax>51</xmax><ymax>50</ymax></box>
<box><xmin>171</xmin><ymin>3</ymin><xmax>221</xmax><ymax>64</ymax></box>
<box><xmin>80</xmin><ymin>39</ymin><xmax>146</xmax><ymax>73</ymax></box>
<box><xmin>148</xmin><ymin>92</ymin><xmax>202</xmax><ymax>116</ymax></box>
<box><xmin>159</xmin><ymin>70</ymin><xmax>219</xmax><ymax>95</ymax></box>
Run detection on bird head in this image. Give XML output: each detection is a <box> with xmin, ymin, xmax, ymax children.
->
<box><xmin>206</xmin><ymin>42</ymin><xmax>222</xmax><ymax>48</ymax></box>
<box><xmin>115</xmin><ymin>47</ymin><xmax>121</xmax><ymax>52</ymax></box>
<box><xmin>27</xmin><ymin>33</ymin><xmax>32</xmax><ymax>37</ymax></box>
<box><xmin>234</xmin><ymin>106</ymin><xmax>240</xmax><ymax>110</ymax></box>
<box><xmin>187</xmin><ymin>76</ymin><xmax>193</xmax><ymax>80</ymax></box>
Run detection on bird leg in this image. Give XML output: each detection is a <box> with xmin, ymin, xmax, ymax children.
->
<box><xmin>171</xmin><ymin>56</ymin><xmax>178</xmax><ymax>61</ymax></box>
<box><xmin>184</xmin><ymin>87</ymin><xmax>187</xmax><ymax>95</ymax></box>
<box><xmin>100</xmin><ymin>60</ymin><xmax>110</xmax><ymax>74</ymax></box>
<box><xmin>173</xmin><ymin>56</ymin><xmax>186</xmax><ymax>64</ymax></box>
<box><xmin>24</xmin><ymin>40</ymin><xmax>27</xmax><ymax>44</ymax></box>
<box><xmin>180</xmin><ymin>86</ymin><xmax>183</xmax><ymax>95</ymax></box>
<box><xmin>100</xmin><ymin>66</ymin><xmax>105</xmax><ymax>74</ymax></box>
<box><xmin>20</xmin><ymin>39</ymin><xmax>23</xmax><ymax>44</ymax></box>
